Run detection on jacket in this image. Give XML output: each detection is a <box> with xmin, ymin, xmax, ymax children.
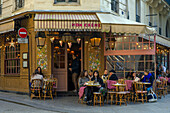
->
<box><xmin>91</xmin><ymin>77</ymin><xmax>105</xmax><ymax>87</ymax></box>
<box><xmin>109</xmin><ymin>74</ymin><xmax>118</xmax><ymax>80</ymax></box>
<box><xmin>71</xmin><ymin>58</ymin><xmax>80</xmax><ymax>74</ymax></box>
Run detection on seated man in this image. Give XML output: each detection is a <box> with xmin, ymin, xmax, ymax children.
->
<box><xmin>109</xmin><ymin>70</ymin><xmax>118</xmax><ymax>80</ymax></box>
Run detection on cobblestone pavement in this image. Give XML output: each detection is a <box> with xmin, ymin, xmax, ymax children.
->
<box><xmin>0</xmin><ymin>91</ymin><xmax>170</xmax><ymax>113</ymax></box>
<box><xmin>0</xmin><ymin>100</ymin><xmax>58</xmax><ymax>113</ymax></box>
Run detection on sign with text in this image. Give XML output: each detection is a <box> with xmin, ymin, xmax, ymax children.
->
<box><xmin>18</xmin><ymin>38</ymin><xmax>28</xmax><ymax>43</ymax></box>
<box><xmin>18</xmin><ymin>28</ymin><xmax>27</xmax><ymax>38</ymax></box>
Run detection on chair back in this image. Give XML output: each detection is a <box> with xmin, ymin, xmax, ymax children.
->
<box><xmin>107</xmin><ymin>80</ymin><xmax>117</xmax><ymax>90</ymax></box>
<box><xmin>31</xmin><ymin>79</ymin><xmax>42</xmax><ymax>88</ymax></box>
<box><xmin>118</xmin><ymin>79</ymin><xmax>125</xmax><ymax>84</ymax></box>
<box><xmin>134</xmin><ymin>82</ymin><xmax>145</xmax><ymax>92</ymax></box>
<box><xmin>125</xmin><ymin>80</ymin><xmax>133</xmax><ymax>91</ymax></box>
<box><xmin>44</xmin><ymin>81</ymin><xmax>53</xmax><ymax>91</ymax></box>
<box><xmin>53</xmin><ymin>78</ymin><xmax>58</xmax><ymax>88</ymax></box>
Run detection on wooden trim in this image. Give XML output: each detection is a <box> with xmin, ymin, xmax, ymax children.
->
<box><xmin>104</xmin><ymin>49</ymin><xmax>155</xmax><ymax>56</ymax></box>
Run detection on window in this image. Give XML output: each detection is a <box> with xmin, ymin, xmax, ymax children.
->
<box><xmin>106</xmin><ymin>55</ymin><xmax>155</xmax><ymax>78</ymax></box>
<box><xmin>159</xmin><ymin>13</ymin><xmax>162</xmax><ymax>35</ymax></box>
<box><xmin>5</xmin><ymin>44</ymin><xmax>20</xmax><ymax>75</ymax></box>
<box><xmin>15</xmin><ymin>0</ymin><xmax>24</xmax><ymax>10</ymax></box>
<box><xmin>53</xmin><ymin>41</ymin><xmax>65</xmax><ymax>69</ymax></box>
<box><xmin>149</xmin><ymin>6</ymin><xmax>152</xmax><ymax>27</ymax></box>
<box><xmin>111</xmin><ymin>0</ymin><xmax>119</xmax><ymax>13</ymax></box>
<box><xmin>0</xmin><ymin>0</ymin><xmax>2</xmax><ymax>15</ymax></box>
<box><xmin>136</xmin><ymin>0</ymin><xmax>140</xmax><ymax>22</ymax></box>
<box><xmin>0</xmin><ymin>48</ymin><xmax>1</xmax><ymax>75</ymax></box>
<box><xmin>54</xmin><ymin>0</ymin><xmax>78</xmax><ymax>4</ymax></box>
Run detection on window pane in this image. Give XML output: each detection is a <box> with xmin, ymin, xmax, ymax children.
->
<box><xmin>56</xmin><ymin>0</ymin><xmax>65</xmax><ymax>2</ymax></box>
<box><xmin>69</xmin><ymin>0</ymin><xmax>77</xmax><ymax>2</ymax></box>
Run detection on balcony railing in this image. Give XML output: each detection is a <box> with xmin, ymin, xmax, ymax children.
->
<box><xmin>0</xmin><ymin>4</ymin><xmax>2</xmax><ymax>15</ymax></box>
<box><xmin>136</xmin><ymin>15</ymin><xmax>140</xmax><ymax>22</ymax></box>
<box><xmin>159</xmin><ymin>27</ymin><xmax>162</xmax><ymax>35</ymax></box>
<box><xmin>15</xmin><ymin>0</ymin><xmax>24</xmax><ymax>10</ymax></box>
<box><xmin>111</xmin><ymin>0</ymin><xmax>119</xmax><ymax>13</ymax></box>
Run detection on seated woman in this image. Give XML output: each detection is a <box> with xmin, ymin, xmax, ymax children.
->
<box><xmin>132</xmin><ymin>72</ymin><xmax>140</xmax><ymax>82</ymax></box>
<box><xmin>108</xmin><ymin>70</ymin><xmax>118</xmax><ymax>80</ymax></box>
<box><xmin>79</xmin><ymin>70</ymin><xmax>89</xmax><ymax>100</ymax></box>
<box><xmin>31</xmin><ymin>70</ymin><xmax>43</xmax><ymax>83</ymax></box>
<box><xmin>35</xmin><ymin>67</ymin><xmax>44</xmax><ymax>77</ymax></box>
<box><xmin>79</xmin><ymin>70</ymin><xmax>89</xmax><ymax>87</ymax></box>
<box><xmin>88</xmin><ymin>70</ymin><xmax>93</xmax><ymax>81</ymax></box>
<box><xmin>84</xmin><ymin>70</ymin><xmax>105</xmax><ymax>103</ymax></box>
<box><xmin>126</xmin><ymin>71</ymin><xmax>133</xmax><ymax>80</ymax></box>
<box><xmin>31</xmin><ymin>70</ymin><xmax>44</xmax><ymax>96</ymax></box>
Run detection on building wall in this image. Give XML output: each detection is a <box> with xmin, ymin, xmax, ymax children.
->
<box><xmin>0</xmin><ymin>17</ymin><xmax>36</xmax><ymax>93</ymax></box>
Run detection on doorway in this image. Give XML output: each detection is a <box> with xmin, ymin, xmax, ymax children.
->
<box><xmin>67</xmin><ymin>43</ymin><xmax>81</xmax><ymax>91</ymax></box>
<box><xmin>52</xmin><ymin>40</ymin><xmax>82</xmax><ymax>92</ymax></box>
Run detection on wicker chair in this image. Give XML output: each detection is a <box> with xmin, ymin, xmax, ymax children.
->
<box><xmin>31</xmin><ymin>79</ymin><xmax>42</xmax><ymax>100</ymax></box>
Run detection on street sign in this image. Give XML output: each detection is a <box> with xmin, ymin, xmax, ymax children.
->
<box><xmin>18</xmin><ymin>28</ymin><xmax>27</xmax><ymax>38</ymax></box>
<box><xmin>18</xmin><ymin>38</ymin><xmax>28</xmax><ymax>43</ymax></box>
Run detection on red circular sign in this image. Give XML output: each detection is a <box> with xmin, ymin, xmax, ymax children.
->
<box><xmin>18</xmin><ymin>28</ymin><xmax>27</xmax><ymax>38</ymax></box>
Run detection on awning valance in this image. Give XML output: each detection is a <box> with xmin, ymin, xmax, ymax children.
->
<box><xmin>34</xmin><ymin>13</ymin><xmax>101</xmax><ymax>31</ymax></box>
<box><xmin>97</xmin><ymin>13</ymin><xmax>156</xmax><ymax>34</ymax></box>
<box><xmin>0</xmin><ymin>19</ymin><xmax>14</xmax><ymax>34</ymax></box>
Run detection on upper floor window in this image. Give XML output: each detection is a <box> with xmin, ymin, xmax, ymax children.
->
<box><xmin>111</xmin><ymin>0</ymin><xmax>119</xmax><ymax>13</ymax></box>
<box><xmin>0</xmin><ymin>0</ymin><xmax>2</xmax><ymax>15</ymax></box>
<box><xmin>159</xmin><ymin>13</ymin><xmax>162</xmax><ymax>35</ymax></box>
<box><xmin>136</xmin><ymin>0</ymin><xmax>140</xmax><ymax>22</ymax></box>
<box><xmin>54</xmin><ymin>0</ymin><xmax>79</xmax><ymax>4</ymax></box>
<box><xmin>0</xmin><ymin>47</ymin><xmax>1</xmax><ymax>75</ymax></box>
<box><xmin>15</xmin><ymin>0</ymin><xmax>24</xmax><ymax>10</ymax></box>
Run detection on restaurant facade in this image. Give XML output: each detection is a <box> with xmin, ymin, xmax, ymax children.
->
<box><xmin>0</xmin><ymin>11</ymin><xmax>169</xmax><ymax>93</ymax></box>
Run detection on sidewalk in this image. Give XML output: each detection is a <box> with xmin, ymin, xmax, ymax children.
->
<box><xmin>0</xmin><ymin>91</ymin><xmax>170</xmax><ymax>113</ymax></box>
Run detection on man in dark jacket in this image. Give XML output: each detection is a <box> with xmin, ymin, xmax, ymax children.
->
<box><xmin>109</xmin><ymin>70</ymin><xmax>118</xmax><ymax>80</ymax></box>
<box><xmin>69</xmin><ymin>54</ymin><xmax>80</xmax><ymax>92</ymax></box>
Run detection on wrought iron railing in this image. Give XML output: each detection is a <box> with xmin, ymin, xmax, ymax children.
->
<box><xmin>15</xmin><ymin>0</ymin><xmax>24</xmax><ymax>10</ymax></box>
<box><xmin>111</xmin><ymin>0</ymin><xmax>119</xmax><ymax>13</ymax></box>
<box><xmin>136</xmin><ymin>15</ymin><xmax>140</xmax><ymax>22</ymax></box>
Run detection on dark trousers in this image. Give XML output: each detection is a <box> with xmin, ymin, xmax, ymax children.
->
<box><xmin>85</xmin><ymin>86</ymin><xmax>100</xmax><ymax>101</ymax></box>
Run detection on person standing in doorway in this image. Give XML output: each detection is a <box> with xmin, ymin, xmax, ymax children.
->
<box><xmin>69</xmin><ymin>54</ymin><xmax>80</xmax><ymax>92</ymax></box>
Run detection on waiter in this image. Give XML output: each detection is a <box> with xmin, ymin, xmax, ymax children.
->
<box><xmin>69</xmin><ymin>54</ymin><xmax>80</xmax><ymax>92</ymax></box>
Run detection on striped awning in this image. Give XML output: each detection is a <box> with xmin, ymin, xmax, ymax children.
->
<box><xmin>0</xmin><ymin>19</ymin><xmax>14</xmax><ymax>34</ymax></box>
<box><xmin>34</xmin><ymin>13</ymin><xmax>101</xmax><ymax>31</ymax></box>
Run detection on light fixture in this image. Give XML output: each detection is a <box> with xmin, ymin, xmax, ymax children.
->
<box><xmin>77</xmin><ymin>38</ymin><xmax>81</xmax><ymax>44</ymax></box>
<box><xmin>35</xmin><ymin>31</ymin><xmax>46</xmax><ymax>48</ymax></box>
<box><xmin>59</xmin><ymin>40</ymin><xmax>63</xmax><ymax>47</ymax></box>
<box><xmin>109</xmin><ymin>38</ymin><xmax>116</xmax><ymax>50</ymax></box>
<box><xmin>90</xmin><ymin>32</ymin><xmax>102</xmax><ymax>47</ymax></box>
<box><xmin>68</xmin><ymin>42</ymin><xmax>72</xmax><ymax>48</ymax></box>
<box><xmin>50</xmin><ymin>37</ymin><xmax>55</xmax><ymax>43</ymax></box>
<box><xmin>9</xmin><ymin>38</ymin><xmax>15</xmax><ymax>47</ymax></box>
<box><xmin>136</xmin><ymin>42</ymin><xmax>139</xmax><ymax>45</ymax></box>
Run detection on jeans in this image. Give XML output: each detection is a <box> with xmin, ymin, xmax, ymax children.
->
<box><xmin>72</xmin><ymin>72</ymin><xmax>78</xmax><ymax>91</ymax></box>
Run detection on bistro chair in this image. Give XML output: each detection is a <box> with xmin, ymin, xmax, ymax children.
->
<box><xmin>106</xmin><ymin>80</ymin><xmax>117</xmax><ymax>105</ymax></box>
<box><xmin>43</xmin><ymin>80</ymin><xmax>53</xmax><ymax>100</ymax></box>
<box><xmin>93</xmin><ymin>92</ymin><xmax>104</xmax><ymax>106</ymax></box>
<box><xmin>115</xmin><ymin>85</ymin><xmax>128</xmax><ymax>106</ymax></box>
<box><xmin>156</xmin><ymin>79</ymin><xmax>166</xmax><ymax>99</ymax></box>
<box><xmin>30</xmin><ymin>79</ymin><xmax>42</xmax><ymax>100</ymax></box>
<box><xmin>134</xmin><ymin>82</ymin><xmax>147</xmax><ymax>104</ymax></box>
<box><xmin>53</xmin><ymin>78</ymin><xmax>58</xmax><ymax>96</ymax></box>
